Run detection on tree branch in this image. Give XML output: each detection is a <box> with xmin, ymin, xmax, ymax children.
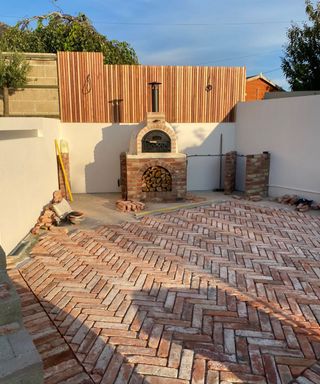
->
<box><xmin>17</xmin><ymin>12</ymin><xmax>90</xmax><ymax>30</ymax></box>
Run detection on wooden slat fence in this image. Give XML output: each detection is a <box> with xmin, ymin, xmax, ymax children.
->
<box><xmin>58</xmin><ymin>52</ymin><xmax>106</xmax><ymax>122</ymax></box>
<box><xmin>58</xmin><ymin>52</ymin><xmax>246</xmax><ymax>123</ymax></box>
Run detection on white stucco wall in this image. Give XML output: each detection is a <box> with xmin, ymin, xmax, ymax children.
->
<box><xmin>61</xmin><ymin>122</ymin><xmax>235</xmax><ymax>193</ymax></box>
<box><xmin>0</xmin><ymin>118</ymin><xmax>61</xmax><ymax>254</ymax></box>
<box><xmin>61</xmin><ymin>123</ymin><xmax>135</xmax><ymax>193</ymax></box>
<box><xmin>174</xmin><ymin>123</ymin><xmax>235</xmax><ymax>191</ymax></box>
<box><xmin>236</xmin><ymin>95</ymin><xmax>320</xmax><ymax>200</ymax></box>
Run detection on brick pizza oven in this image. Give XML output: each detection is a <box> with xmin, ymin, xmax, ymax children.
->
<box><xmin>120</xmin><ymin>91</ymin><xmax>187</xmax><ymax>201</ymax></box>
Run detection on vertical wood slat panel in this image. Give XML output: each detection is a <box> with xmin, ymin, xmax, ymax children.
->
<box><xmin>57</xmin><ymin>52</ymin><xmax>106</xmax><ymax>122</ymax></box>
<box><xmin>58</xmin><ymin>52</ymin><xmax>246</xmax><ymax>123</ymax></box>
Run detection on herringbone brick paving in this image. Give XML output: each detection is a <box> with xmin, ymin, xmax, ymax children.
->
<box><xmin>9</xmin><ymin>201</ymin><xmax>320</xmax><ymax>383</ymax></box>
<box><xmin>8</xmin><ymin>269</ymin><xmax>92</xmax><ymax>383</ymax></box>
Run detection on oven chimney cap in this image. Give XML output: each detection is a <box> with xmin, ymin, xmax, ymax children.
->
<box><xmin>148</xmin><ymin>82</ymin><xmax>162</xmax><ymax>88</ymax></box>
<box><xmin>109</xmin><ymin>99</ymin><xmax>123</xmax><ymax>103</ymax></box>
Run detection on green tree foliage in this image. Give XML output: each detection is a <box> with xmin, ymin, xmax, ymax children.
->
<box><xmin>282</xmin><ymin>0</ymin><xmax>320</xmax><ymax>90</ymax></box>
<box><xmin>0</xmin><ymin>23</ymin><xmax>8</xmax><ymax>36</ymax></box>
<box><xmin>0</xmin><ymin>12</ymin><xmax>138</xmax><ymax>65</ymax></box>
<box><xmin>0</xmin><ymin>53</ymin><xmax>29</xmax><ymax>116</ymax></box>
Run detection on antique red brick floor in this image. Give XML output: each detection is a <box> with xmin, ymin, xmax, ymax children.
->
<box><xmin>8</xmin><ymin>201</ymin><xmax>320</xmax><ymax>383</ymax></box>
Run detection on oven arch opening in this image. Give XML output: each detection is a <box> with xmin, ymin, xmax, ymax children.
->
<box><xmin>141</xmin><ymin>130</ymin><xmax>171</xmax><ymax>153</ymax></box>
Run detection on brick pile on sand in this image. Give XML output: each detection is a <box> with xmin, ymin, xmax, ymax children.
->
<box><xmin>116</xmin><ymin>200</ymin><xmax>145</xmax><ymax>213</ymax></box>
<box><xmin>277</xmin><ymin>194</ymin><xmax>319</xmax><ymax>212</ymax></box>
<box><xmin>31</xmin><ymin>190</ymin><xmax>64</xmax><ymax>234</ymax></box>
<box><xmin>232</xmin><ymin>194</ymin><xmax>263</xmax><ymax>202</ymax></box>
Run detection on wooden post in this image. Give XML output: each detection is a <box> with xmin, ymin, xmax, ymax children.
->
<box><xmin>55</xmin><ymin>139</ymin><xmax>73</xmax><ymax>202</ymax></box>
<box><xmin>3</xmin><ymin>86</ymin><xmax>9</xmax><ymax>117</ymax></box>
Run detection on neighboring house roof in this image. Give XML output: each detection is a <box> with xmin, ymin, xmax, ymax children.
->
<box><xmin>246</xmin><ymin>73</ymin><xmax>284</xmax><ymax>92</ymax></box>
<box><xmin>264</xmin><ymin>90</ymin><xmax>320</xmax><ymax>99</ymax></box>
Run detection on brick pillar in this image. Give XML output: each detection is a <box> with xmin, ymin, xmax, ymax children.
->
<box><xmin>224</xmin><ymin>151</ymin><xmax>237</xmax><ymax>195</ymax></box>
<box><xmin>57</xmin><ymin>140</ymin><xmax>71</xmax><ymax>200</ymax></box>
<box><xmin>120</xmin><ymin>152</ymin><xmax>128</xmax><ymax>200</ymax></box>
<box><xmin>245</xmin><ymin>152</ymin><xmax>270</xmax><ymax>197</ymax></box>
<box><xmin>262</xmin><ymin>151</ymin><xmax>270</xmax><ymax>197</ymax></box>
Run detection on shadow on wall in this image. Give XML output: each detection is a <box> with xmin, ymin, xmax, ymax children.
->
<box><xmin>85</xmin><ymin>124</ymin><xmax>135</xmax><ymax>193</ymax></box>
<box><xmin>173</xmin><ymin>123</ymin><xmax>236</xmax><ymax>191</ymax></box>
<box><xmin>84</xmin><ymin>122</ymin><xmax>236</xmax><ymax>194</ymax></box>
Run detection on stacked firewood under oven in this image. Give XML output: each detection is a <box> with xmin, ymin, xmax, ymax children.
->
<box><xmin>142</xmin><ymin>166</ymin><xmax>172</xmax><ymax>192</ymax></box>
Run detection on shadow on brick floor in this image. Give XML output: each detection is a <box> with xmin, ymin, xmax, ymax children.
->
<box><xmin>8</xmin><ymin>200</ymin><xmax>320</xmax><ymax>383</ymax></box>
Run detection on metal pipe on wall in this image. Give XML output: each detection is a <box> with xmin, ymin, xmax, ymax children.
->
<box><xmin>148</xmin><ymin>82</ymin><xmax>162</xmax><ymax>112</ymax></box>
<box><xmin>219</xmin><ymin>133</ymin><xmax>223</xmax><ymax>190</ymax></box>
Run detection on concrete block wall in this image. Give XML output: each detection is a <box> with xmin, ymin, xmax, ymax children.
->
<box><xmin>0</xmin><ymin>53</ymin><xmax>59</xmax><ymax>117</ymax></box>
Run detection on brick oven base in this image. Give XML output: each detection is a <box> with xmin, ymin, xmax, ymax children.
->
<box><xmin>120</xmin><ymin>153</ymin><xmax>187</xmax><ymax>202</ymax></box>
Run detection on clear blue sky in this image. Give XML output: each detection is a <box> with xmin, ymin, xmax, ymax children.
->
<box><xmin>0</xmin><ymin>0</ymin><xmax>309</xmax><ymax>89</ymax></box>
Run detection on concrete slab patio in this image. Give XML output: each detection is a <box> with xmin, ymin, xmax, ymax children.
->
<box><xmin>70</xmin><ymin>192</ymin><xmax>228</xmax><ymax>229</ymax></box>
<box><xmin>8</xmin><ymin>200</ymin><xmax>320</xmax><ymax>383</ymax></box>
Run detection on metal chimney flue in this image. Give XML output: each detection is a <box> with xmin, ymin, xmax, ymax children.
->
<box><xmin>148</xmin><ymin>82</ymin><xmax>161</xmax><ymax>112</ymax></box>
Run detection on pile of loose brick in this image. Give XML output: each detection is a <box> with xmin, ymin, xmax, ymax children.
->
<box><xmin>232</xmin><ymin>194</ymin><xmax>263</xmax><ymax>202</ymax></box>
<box><xmin>31</xmin><ymin>190</ymin><xmax>64</xmax><ymax>234</ymax></box>
<box><xmin>277</xmin><ymin>194</ymin><xmax>320</xmax><ymax>212</ymax></box>
<box><xmin>116</xmin><ymin>199</ymin><xmax>145</xmax><ymax>212</ymax></box>
<box><xmin>232</xmin><ymin>193</ymin><xmax>320</xmax><ymax>211</ymax></box>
